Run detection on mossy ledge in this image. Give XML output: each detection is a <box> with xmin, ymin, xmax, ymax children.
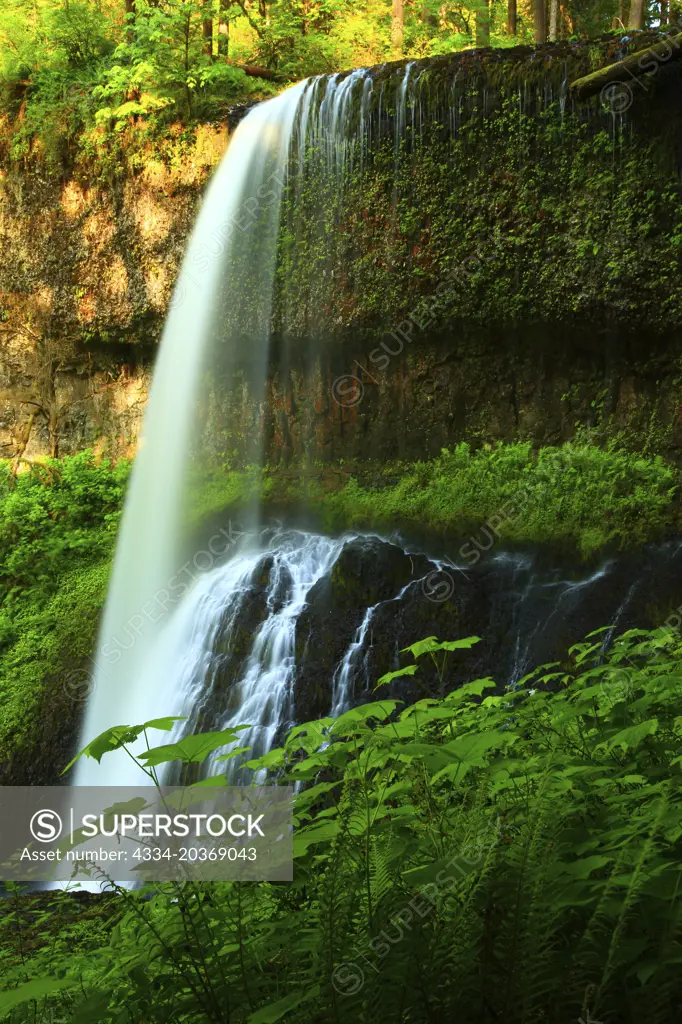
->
<box><xmin>191</xmin><ymin>441</ymin><xmax>680</xmax><ymax>561</ymax></box>
<box><xmin>1</xmin><ymin>441</ymin><xmax>679</xmax><ymax>782</ymax></box>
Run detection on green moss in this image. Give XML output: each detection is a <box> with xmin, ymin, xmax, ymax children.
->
<box><xmin>0</xmin><ymin>559</ymin><xmax>111</xmax><ymax>765</ymax></box>
<box><xmin>0</xmin><ymin>453</ymin><xmax>126</xmax><ymax>770</ymax></box>
<box><xmin>195</xmin><ymin>441</ymin><xmax>679</xmax><ymax>558</ymax></box>
<box><xmin>276</xmin><ymin>67</ymin><xmax>682</xmax><ymax>333</ymax></box>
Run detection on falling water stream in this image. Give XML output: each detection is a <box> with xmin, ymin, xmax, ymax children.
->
<box><xmin>74</xmin><ymin>64</ymin><xmax>642</xmax><ymax>788</ymax></box>
<box><xmin>74</xmin><ymin>82</ymin><xmax>308</xmax><ymax>784</ymax></box>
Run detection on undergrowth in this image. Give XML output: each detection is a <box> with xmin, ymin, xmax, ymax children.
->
<box><xmin>0</xmin><ymin>453</ymin><xmax>128</xmax><ymax>769</ymax></box>
<box><xmin>1</xmin><ymin>627</ymin><xmax>682</xmax><ymax>1022</ymax></box>
<box><xmin>196</xmin><ymin>441</ymin><xmax>679</xmax><ymax>557</ymax></box>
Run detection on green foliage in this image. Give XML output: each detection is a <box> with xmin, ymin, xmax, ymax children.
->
<box><xmin>198</xmin><ymin>441</ymin><xmax>679</xmax><ymax>557</ymax></box>
<box><xmin>2</xmin><ymin>0</ymin><xmax>656</xmax><ymax>171</ymax></box>
<box><xmin>0</xmin><ymin>559</ymin><xmax>110</xmax><ymax>775</ymax></box>
<box><xmin>0</xmin><ymin>0</ymin><xmax>115</xmax><ymax>165</ymax></box>
<box><xmin>0</xmin><ymin>0</ymin><xmax>261</xmax><ymax>170</ymax></box>
<box><xmin>0</xmin><ymin>451</ymin><xmax>127</xmax><ymax>623</ymax></box>
<box><xmin>92</xmin><ymin>0</ymin><xmax>253</xmax><ymax>123</ymax></box>
<box><xmin>62</xmin><ymin>715</ymin><xmax>185</xmax><ymax>773</ymax></box>
<box><xmin>3</xmin><ymin>625</ymin><xmax>682</xmax><ymax>1022</ymax></box>
<box><xmin>0</xmin><ymin>453</ymin><xmax>127</xmax><ymax>766</ymax></box>
<box><xmin>327</xmin><ymin>441</ymin><xmax>677</xmax><ymax>555</ymax></box>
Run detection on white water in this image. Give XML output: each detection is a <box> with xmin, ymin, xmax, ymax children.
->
<box><xmin>331</xmin><ymin>605</ymin><xmax>377</xmax><ymax>717</ymax></box>
<box><xmin>173</xmin><ymin>530</ymin><xmax>350</xmax><ymax>779</ymax></box>
<box><xmin>74</xmin><ymin>82</ymin><xmax>307</xmax><ymax>785</ymax></box>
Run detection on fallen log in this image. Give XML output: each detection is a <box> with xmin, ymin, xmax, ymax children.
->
<box><xmin>570</xmin><ymin>32</ymin><xmax>682</xmax><ymax>102</ymax></box>
<box><xmin>228</xmin><ymin>62</ymin><xmax>298</xmax><ymax>83</ymax></box>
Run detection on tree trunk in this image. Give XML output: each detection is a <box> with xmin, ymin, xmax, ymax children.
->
<box><xmin>10</xmin><ymin>409</ymin><xmax>37</xmax><ymax>482</ymax></box>
<box><xmin>549</xmin><ymin>0</ymin><xmax>559</xmax><ymax>39</ymax></box>
<box><xmin>612</xmin><ymin>0</ymin><xmax>625</xmax><ymax>29</ymax></box>
<box><xmin>225</xmin><ymin>61</ymin><xmax>297</xmax><ymax>81</ymax></box>
<box><xmin>218</xmin><ymin>0</ymin><xmax>230</xmax><ymax>56</ymax></box>
<box><xmin>184</xmin><ymin>17</ymin><xmax>193</xmax><ymax>118</ymax></box>
<box><xmin>125</xmin><ymin>0</ymin><xmax>135</xmax><ymax>42</ymax></box>
<box><xmin>203</xmin><ymin>3</ymin><xmax>213</xmax><ymax>58</ymax></box>
<box><xmin>507</xmin><ymin>0</ymin><xmax>516</xmax><ymax>35</ymax></box>
<box><xmin>661</xmin><ymin>1</ymin><xmax>669</xmax><ymax>25</ymax></box>
<box><xmin>391</xmin><ymin>0</ymin><xmax>404</xmax><ymax>57</ymax></box>
<box><xmin>534</xmin><ymin>0</ymin><xmax>547</xmax><ymax>43</ymax></box>
<box><xmin>629</xmin><ymin>0</ymin><xmax>645</xmax><ymax>28</ymax></box>
<box><xmin>476</xmin><ymin>0</ymin><xmax>490</xmax><ymax>45</ymax></box>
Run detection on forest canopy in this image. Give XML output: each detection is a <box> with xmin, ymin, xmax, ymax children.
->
<box><xmin>0</xmin><ymin>0</ymin><xmax>680</xmax><ymax>167</ymax></box>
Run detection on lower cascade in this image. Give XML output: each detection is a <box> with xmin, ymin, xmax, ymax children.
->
<box><xmin>75</xmin><ymin>520</ymin><xmax>682</xmax><ymax>786</ymax></box>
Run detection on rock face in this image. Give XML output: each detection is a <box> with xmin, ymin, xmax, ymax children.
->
<box><xmin>249</xmin><ymin>324</ymin><xmax>682</xmax><ymax>465</ymax></box>
<box><xmin>157</xmin><ymin>531</ymin><xmax>682</xmax><ymax>739</ymax></box>
<box><xmin>2</xmin><ymin>40</ymin><xmax>682</xmax><ymax>465</ymax></box>
<box><xmin>0</xmin><ymin>123</ymin><xmax>228</xmax><ymax>461</ymax></box>
<box><xmin>292</xmin><ymin>534</ymin><xmax>682</xmax><ymax>722</ymax></box>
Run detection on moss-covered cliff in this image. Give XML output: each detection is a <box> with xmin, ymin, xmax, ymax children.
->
<box><xmin>276</xmin><ymin>36</ymin><xmax>682</xmax><ymax>335</ymax></box>
<box><xmin>3</xmin><ymin>34</ymin><xmax>682</xmax><ymax>468</ymax></box>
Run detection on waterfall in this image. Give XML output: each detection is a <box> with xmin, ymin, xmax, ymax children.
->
<box><xmin>74</xmin><ymin>82</ymin><xmax>307</xmax><ymax>785</ymax></box>
<box><xmin>73</xmin><ymin>60</ymin><xmax>637</xmax><ymax>788</ymax></box>
<box><xmin>168</xmin><ymin>529</ymin><xmax>349</xmax><ymax>781</ymax></box>
<box><xmin>330</xmin><ymin>605</ymin><xmax>377</xmax><ymax>717</ymax></box>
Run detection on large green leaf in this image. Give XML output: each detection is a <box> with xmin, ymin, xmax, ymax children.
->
<box><xmin>138</xmin><ymin>728</ymin><xmax>250</xmax><ymax>766</ymax></box>
<box><xmin>442</xmin><ymin>730</ymin><xmax>516</xmax><ymax>765</ymax></box>
<box><xmin>330</xmin><ymin>700</ymin><xmax>401</xmax><ymax>735</ymax></box>
<box><xmin>596</xmin><ymin>719</ymin><xmax>659</xmax><ymax>754</ymax></box>
<box><xmin>249</xmin><ymin>985</ymin><xmax>321</xmax><ymax>1024</ymax></box>
<box><xmin>373</xmin><ymin>663</ymin><xmax>419</xmax><ymax>691</ymax></box>
<box><xmin>61</xmin><ymin>716</ymin><xmax>186</xmax><ymax>773</ymax></box>
<box><xmin>401</xmin><ymin>636</ymin><xmax>481</xmax><ymax>660</ymax></box>
<box><xmin>294</xmin><ymin>821</ymin><xmax>341</xmax><ymax>857</ymax></box>
<box><xmin>0</xmin><ymin>977</ymin><xmax>75</xmax><ymax>1014</ymax></box>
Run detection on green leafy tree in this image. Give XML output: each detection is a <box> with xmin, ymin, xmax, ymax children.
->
<box><xmin>93</xmin><ymin>0</ymin><xmax>250</xmax><ymax>121</ymax></box>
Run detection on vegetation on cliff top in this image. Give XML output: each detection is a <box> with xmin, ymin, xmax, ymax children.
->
<box><xmin>3</xmin><ymin>625</ymin><xmax>682</xmax><ymax>1022</ymax></box>
<box><xmin>0</xmin><ymin>0</ymin><xmax>676</xmax><ymax>172</ymax></box>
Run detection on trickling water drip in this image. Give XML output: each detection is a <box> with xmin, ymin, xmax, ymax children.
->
<box><xmin>359</xmin><ymin>75</ymin><xmax>374</xmax><ymax>173</ymax></box>
<box><xmin>600</xmin><ymin>581</ymin><xmax>640</xmax><ymax>654</ymax></box>
<box><xmin>331</xmin><ymin>605</ymin><xmax>377</xmax><ymax>717</ymax></box>
<box><xmin>412</xmin><ymin>69</ymin><xmax>425</xmax><ymax>150</ymax></box>
<box><xmin>201</xmin><ymin>531</ymin><xmax>349</xmax><ymax>778</ymax></box>
<box><xmin>505</xmin><ymin>559</ymin><xmax>613</xmax><ymax>688</ymax></box>
<box><xmin>395</xmin><ymin>62</ymin><xmax>416</xmax><ymax>166</ymax></box>
<box><xmin>305</xmin><ymin>69</ymin><xmax>368</xmax><ymax>206</ymax></box>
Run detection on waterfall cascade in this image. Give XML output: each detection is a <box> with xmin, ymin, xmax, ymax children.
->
<box><xmin>74</xmin><ymin>63</ymin><xmax>632</xmax><ymax>787</ymax></box>
<box><xmin>74</xmin><ymin>82</ymin><xmax>307</xmax><ymax>784</ymax></box>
